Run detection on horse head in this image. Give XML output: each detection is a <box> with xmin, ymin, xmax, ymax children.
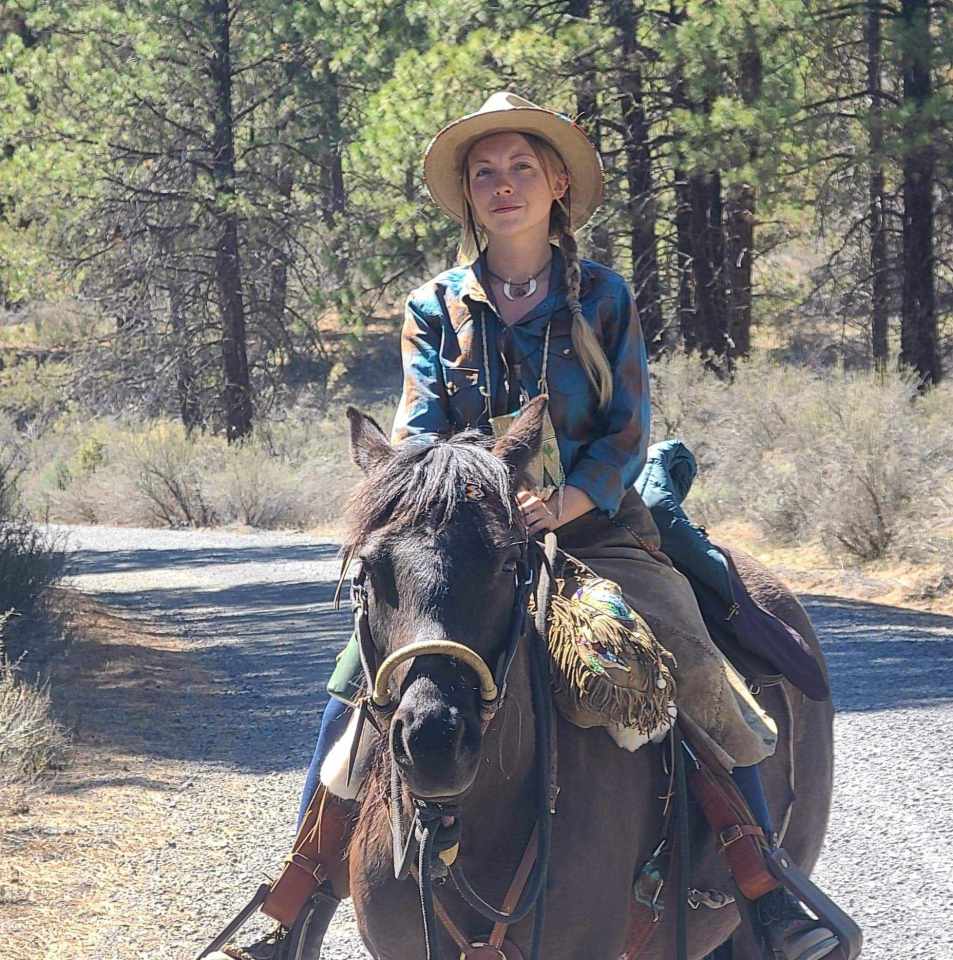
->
<box><xmin>344</xmin><ymin>397</ymin><xmax>546</xmax><ymax>801</ymax></box>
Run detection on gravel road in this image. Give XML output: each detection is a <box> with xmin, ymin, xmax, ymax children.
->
<box><xmin>57</xmin><ymin>524</ymin><xmax>953</xmax><ymax>960</ymax></box>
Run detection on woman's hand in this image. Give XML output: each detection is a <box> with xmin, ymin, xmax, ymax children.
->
<box><xmin>517</xmin><ymin>490</ymin><xmax>559</xmax><ymax>536</ymax></box>
<box><xmin>517</xmin><ymin>485</ymin><xmax>597</xmax><ymax>536</ymax></box>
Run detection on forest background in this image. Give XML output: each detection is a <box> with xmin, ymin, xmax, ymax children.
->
<box><xmin>0</xmin><ymin>0</ymin><xmax>952</xmax><ymax>584</ymax></box>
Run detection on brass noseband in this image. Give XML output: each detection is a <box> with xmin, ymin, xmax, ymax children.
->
<box><xmin>373</xmin><ymin>639</ymin><xmax>499</xmax><ymax>707</ymax></box>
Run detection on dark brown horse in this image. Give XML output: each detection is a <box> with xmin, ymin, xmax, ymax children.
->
<box><xmin>341</xmin><ymin>400</ymin><xmax>833</xmax><ymax>960</ymax></box>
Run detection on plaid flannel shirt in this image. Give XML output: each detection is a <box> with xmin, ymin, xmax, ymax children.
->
<box><xmin>391</xmin><ymin>244</ymin><xmax>651</xmax><ymax>518</ymax></box>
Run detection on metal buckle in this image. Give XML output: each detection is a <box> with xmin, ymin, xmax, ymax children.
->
<box><xmin>719</xmin><ymin>824</ymin><xmax>744</xmax><ymax>849</ymax></box>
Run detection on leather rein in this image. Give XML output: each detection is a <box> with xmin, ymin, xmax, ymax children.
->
<box><xmin>345</xmin><ymin>532</ymin><xmax>560</xmax><ymax>960</ymax></box>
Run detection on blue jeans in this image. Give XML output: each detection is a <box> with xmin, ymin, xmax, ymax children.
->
<box><xmin>731</xmin><ymin>762</ymin><xmax>774</xmax><ymax>837</ymax></box>
<box><xmin>296</xmin><ymin>696</ymin><xmax>352</xmax><ymax>830</ymax></box>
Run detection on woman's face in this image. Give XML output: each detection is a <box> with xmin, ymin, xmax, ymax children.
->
<box><xmin>466</xmin><ymin>131</ymin><xmax>568</xmax><ymax>243</ymax></box>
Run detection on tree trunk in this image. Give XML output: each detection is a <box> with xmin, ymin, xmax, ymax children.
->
<box><xmin>570</xmin><ymin>0</ymin><xmax>612</xmax><ymax>265</ymax></box>
<box><xmin>867</xmin><ymin>0</ymin><xmax>889</xmax><ymax>374</ymax></box>
<box><xmin>725</xmin><ymin>20</ymin><xmax>761</xmax><ymax>359</ymax></box>
<box><xmin>318</xmin><ymin>59</ymin><xmax>346</xmax><ymax>228</ymax></box>
<box><xmin>725</xmin><ymin>182</ymin><xmax>755</xmax><ymax>357</ymax></box>
<box><xmin>899</xmin><ymin>0</ymin><xmax>940</xmax><ymax>386</ymax></box>
<box><xmin>674</xmin><ymin>168</ymin><xmax>696</xmax><ymax>350</ymax></box>
<box><xmin>0</xmin><ymin>11</ymin><xmax>38</xmax><ymax>309</ymax></box>
<box><xmin>669</xmin><ymin>15</ymin><xmax>695</xmax><ymax>351</ymax></box>
<box><xmin>207</xmin><ymin>0</ymin><xmax>253</xmax><ymax>440</ymax></box>
<box><xmin>688</xmin><ymin>169</ymin><xmax>730</xmax><ymax>367</ymax></box>
<box><xmin>170</xmin><ymin>287</ymin><xmax>202</xmax><ymax>433</ymax></box>
<box><xmin>610</xmin><ymin>0</ymin><xmax>663</xmax><ymax>354</ymax></box>
<box><xmin>268</xmin><ymin>162</ymin><xmax>294</xmax><ymax>360</ymax></box>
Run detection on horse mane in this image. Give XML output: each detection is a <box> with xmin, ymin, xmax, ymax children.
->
<box><xmin>342</xmin><ymin>429</ymin><xmax>519</xmax><ymax>552</ymax></box>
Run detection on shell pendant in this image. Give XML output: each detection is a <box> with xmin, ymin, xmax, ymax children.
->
<box><xmin>502</xmin><ymin>277</ymin><xmax>537</xmax><ymax>301</ymax></box>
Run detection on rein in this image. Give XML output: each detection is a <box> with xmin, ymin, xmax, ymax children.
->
<box><xmin>346</xmin><ymin>532</ymin><xmax>559</xmax><ymax>960</ymax></box>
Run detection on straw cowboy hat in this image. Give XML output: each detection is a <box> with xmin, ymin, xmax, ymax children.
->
<box><xmin>423</xmin><ymin>91</ymin><xmax>604</xmax><ymax>230</ymax></box>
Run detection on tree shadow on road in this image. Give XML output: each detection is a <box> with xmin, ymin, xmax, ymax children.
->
<box><xmin>47</xmin><ymin>572</ymin><xmax>953</xmax><ymax>779</ymax></box>
<box><xmin>801</xmin><ymin>594</ymin><xmax>953</xmax><ymax>712</ymax></box>
<box><xmin>65</xmin><ymin>541</ymin><xmax>341</xmax><ymax>577</ymax></box>
<box><xmin>49</xmin><ymin>576</ymin><xmax>353</xmax><ymax>776</ymax></box>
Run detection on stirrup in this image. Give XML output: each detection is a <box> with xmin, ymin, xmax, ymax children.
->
<box><xmin>763</xmin><ymin>847</ymin><xmax>862</xmax><ymax>960</ymax></box>
<box><xmin>280</xmin><ymin>889</ymin><xmax>340</xmax><ymax>960</ymax></box>
<box><xmin>196</xmin><ymin>884</ymin><xmax>272</xmax><ymax>959</ymax></box>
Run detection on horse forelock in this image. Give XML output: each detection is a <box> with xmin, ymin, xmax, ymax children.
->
<box><xmin>343</xmin><ymin>430</ymin><xmax>520</xmax><ymax>554</ymax></box>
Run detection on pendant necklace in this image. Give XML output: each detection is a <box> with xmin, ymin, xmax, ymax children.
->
<box><xmin>481</xmin><ymin>251</ymin><xmax>553</xmax><ymax>301</ymax></box>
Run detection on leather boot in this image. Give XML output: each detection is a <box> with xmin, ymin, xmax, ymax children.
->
<box><xmin>754</xmin><ymin>886</ymin><xmax>840</xmax><ymax>960</ymax></box>
<box><xmin>200</xmin><ymin>787</ymin><xmax>352</xmax><ymax>960</ymax></box>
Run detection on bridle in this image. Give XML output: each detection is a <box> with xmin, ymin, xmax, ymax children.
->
<box><xmin>350</xmin><ymin>542</ymin><xmax>535</xmax><ymax>730</ymax></box>
<box><xmin>344</xmin><ymin>530</ymin><xmax>559</xmax><ymax>960</ymax></box>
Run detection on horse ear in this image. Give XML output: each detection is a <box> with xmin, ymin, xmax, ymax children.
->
<box><xmin>347</xmin><ymin>406</ymin><xmax>394</xmax><ymax>473</ymax></box>
<box><xmin>491</xmin><ymin>395</ymin><xmax>547</xmax><ymax>479</ymax></box>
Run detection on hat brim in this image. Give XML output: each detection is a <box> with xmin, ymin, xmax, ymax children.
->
<box><xmin>423</xmin><ymin>106</ymin><xmax>604</xmax><ymax>231</ymax></box>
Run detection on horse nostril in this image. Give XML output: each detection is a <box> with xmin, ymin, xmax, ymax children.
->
<box><xmin>391</xmin><ymin>717</ymin><xmax>411</xmax><ymax>766</ymax></box>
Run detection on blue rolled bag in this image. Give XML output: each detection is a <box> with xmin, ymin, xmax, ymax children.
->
<box><xmin>634</xmin><ymin>440</ymin><xmax>829</xmax><ymax>702</ymax></box>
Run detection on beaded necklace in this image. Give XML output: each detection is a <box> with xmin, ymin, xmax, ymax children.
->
<box><xmin>477</xmin><ymin>260</ymin><xmax>565</xmax><ymax>504</ymax></box>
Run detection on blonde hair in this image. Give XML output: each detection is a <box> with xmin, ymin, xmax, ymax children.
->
<box><xmin>458</xmin><ymin>132</ymin><xmax>613</xmax><ymax>409</ymax></box>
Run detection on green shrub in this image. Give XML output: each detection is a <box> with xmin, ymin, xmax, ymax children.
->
<box><xmin>0</xmin><ymin>519</ymin><xmax>66</xmax><ymax>613</ymax></box>
<box><xmin>74</xmin><ymin>435</ymin><xmax>108</xmax><ymax>475</ymax></box>
<box><xmin>0</xmin><ymin>651</ymin><xmax>70</xmax><ymax>782</ymax></box>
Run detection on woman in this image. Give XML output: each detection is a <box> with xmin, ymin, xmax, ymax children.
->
<box><xmin>225</xmin><ymin>92</ymin><xmax>837</xmax><ymax>960</ymax></box>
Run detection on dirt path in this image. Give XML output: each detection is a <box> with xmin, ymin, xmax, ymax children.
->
<box><xmin>1</xmin><ymin>526</ymin><xmax>366</xmax><ymax>960</ymax></box>
<box><xmin>2</xmin><ymin>524</ymin><xmax>952</xmax><ymax>959</ymax></box>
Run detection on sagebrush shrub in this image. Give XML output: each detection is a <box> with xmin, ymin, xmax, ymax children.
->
<box><xmin>206</xmin><ymin>445</ymin><xmax>303</xmax><ymax>528</ymax></box>
<box><xmin>0</xmin><ymin>653</ymin><xmax>70</xmax><ymax>781</ymax></box>
<box><xmin>128</xmin><ymin>421</ymin><xmax>223</xmax><ymax>527</ymax></box>
<box><xmin>652</xmin><ymin>354</ymin><xmax>953</xmax><ymax>563</ymax></box>
<box><xmin>0</xmin><ymin>519</ymin><xmax>65</xmax><ymax>613</ymax></box>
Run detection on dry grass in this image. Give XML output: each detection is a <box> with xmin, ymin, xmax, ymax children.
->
<box><xmin>0</xmin><ymin>653</ymin><xmax>71</xmax><ymax>782</ymax></box>
<box><xmin>18</xmin><ymin>399</ymin><xmax>398</xmax><ymax>530</ymax></box>
<box><xmin>0</xmin><ymin>590</ymin><xmax>216</xmax><ymax>958</ymax></box>
<box><xmin>709</xmin><ymin>518</ymin><xmax>953</xmax><ymax>616</ymax></box>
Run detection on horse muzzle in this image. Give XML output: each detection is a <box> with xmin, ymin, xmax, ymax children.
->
<box><xmin>378</xmin><ymin>640</ymin><xmax>495</xmax><ymax>799</ymax></box>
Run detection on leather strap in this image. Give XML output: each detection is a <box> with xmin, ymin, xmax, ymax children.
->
<box><xmin>260</xmin><ymin>784</ymin><xmax>351</xmax><ymax>927</ymax></box>
<box><xmin>489</xmin><ymin>826</ymin><xmax>540</xmax><ymax>948</ymax></box>
<box><xmin>418</xmin><ymin>824</ymin><xmax>540</xmax><ymax>959</ymax></box>
<box><xmin>719</xmin><ymin>824</ymin><xmax>766</xmax><ymax>849</ymax></box>
<box><xmin>687</xmin><ymin>760</ymin><xmax>778</xmax><ymax>901</ymax></box>
<box><xmin>621</xmin><ymin>899</ymin><xmax>664</xmax><ymax>960</ymax></box>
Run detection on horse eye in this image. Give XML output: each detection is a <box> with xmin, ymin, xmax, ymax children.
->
<box><xmin>501</xmin><ymin>558</ymin><xmax>518</xmax><ymax>575</ymax></box>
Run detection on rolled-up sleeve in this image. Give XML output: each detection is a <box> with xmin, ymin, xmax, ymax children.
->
<box><xmin>390</xmin><ymin>294</ymin><xmax>450</xmax><ymax>444</ymax></box>
<box><xmin>565</xmin><ymin>281</ymin><xmax>651</xmax><ymax>516</ymax></box>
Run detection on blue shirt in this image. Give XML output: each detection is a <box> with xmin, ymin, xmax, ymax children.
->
<box><xmin>391</xmin><ymin>244</ymin><xmax>651</xmax><ymax>517</ymax></box>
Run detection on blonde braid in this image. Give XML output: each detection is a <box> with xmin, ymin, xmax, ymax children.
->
<box><xmin>554</xmin><ymin>201</ymin><xmax>613</xmax><ymax>409</ymax></box>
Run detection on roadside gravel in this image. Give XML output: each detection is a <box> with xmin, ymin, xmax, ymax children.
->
<box><xmin>49</xmin><ymin>524</ymin><xmax>368</xmax><ymax>960</ymax></box>
<box><xmin>39</xmin><ymin>525</ymin><xmax>953</xmax><ymax>959</ymax></box>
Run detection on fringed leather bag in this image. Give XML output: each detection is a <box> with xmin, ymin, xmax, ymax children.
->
<box><xmin>543</xmin><ymin>552</ymin><xmax>676</xmax><ymax>734</ymax></box>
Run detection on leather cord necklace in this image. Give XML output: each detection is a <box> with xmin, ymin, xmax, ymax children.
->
<box><xmin>481</xmin><ymin>249</ymin><xmax>553</xmax><ymax>301</ymax></box>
